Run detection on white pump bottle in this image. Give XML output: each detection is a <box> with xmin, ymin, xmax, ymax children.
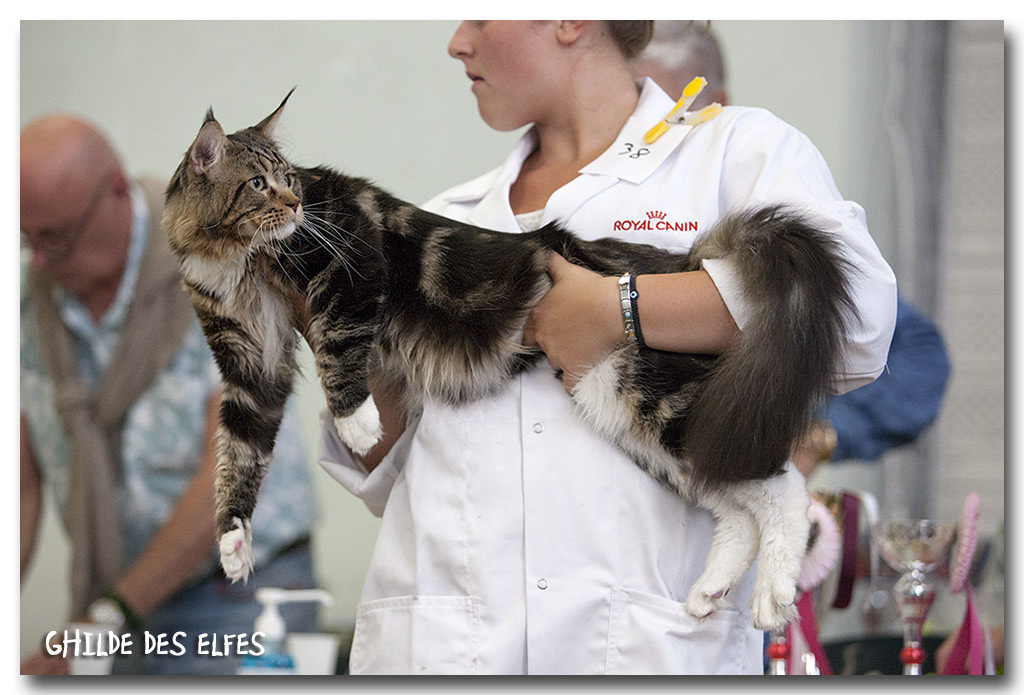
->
<box><xmin>238</xmin><ymin>587</ymin><xmax>334</xmax><ymax>675</ymax></box>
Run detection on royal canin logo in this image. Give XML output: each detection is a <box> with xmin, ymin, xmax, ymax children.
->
<box><xmin>612</xmin><ymin>210</ymin><xmax>698</xmax><ymax>233</ymax></box>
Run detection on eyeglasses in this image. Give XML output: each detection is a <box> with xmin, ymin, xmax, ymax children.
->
<box><xmin>21</xmin><ymin>172</ymin><xmax>112</xmax><ymax>260</ymax></box>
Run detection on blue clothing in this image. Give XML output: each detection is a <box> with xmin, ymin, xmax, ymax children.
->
<box><xmin>825</xmin><ymin>297</ymin><xmax>950</xmax><ymax>461</ymax></box>
<box><xmin>111</xmin><ymin>542</ymin><xmax>321</xmax><ymax>676</ymax></box>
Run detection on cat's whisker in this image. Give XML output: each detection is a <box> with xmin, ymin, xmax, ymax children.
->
<box><xmin>297</xmin><ymin>213</ymin><xmax>365</xmax><ymax>261</ymax></box>
<box><xmin>301</xmin><ymin>208</ymin><xmax>378</xmax><ymax>256</ymax></box>
<box><xmin>295</xmin><ymin>221</ymin><xmax>369</xmax><ymax>284</ymax></box>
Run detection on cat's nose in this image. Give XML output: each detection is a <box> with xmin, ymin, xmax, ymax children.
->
<box><xmin>281</xmin><ymin>193</ymin><xmax>300</xmax><ymax>211</ymax></box>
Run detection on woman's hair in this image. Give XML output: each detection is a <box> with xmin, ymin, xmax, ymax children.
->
<box><xmin>605</xmin><ymin>21</ymin><xmax>655</xmax><ymax>59</ymax></box>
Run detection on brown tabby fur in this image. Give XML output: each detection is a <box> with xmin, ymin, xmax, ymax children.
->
<box><xmin>162</xmin><ymin>93</ymin><xmax>857</xmax><ymax>630</ymax></box>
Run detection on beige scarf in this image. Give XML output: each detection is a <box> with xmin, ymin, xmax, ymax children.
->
<box><xmin>30</xmin><ymin>179</ymin><xmax>195</xmax><ymax>620</ymax></box>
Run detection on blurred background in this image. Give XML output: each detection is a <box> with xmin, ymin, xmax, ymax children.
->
<box><xmin>18</xmin><ymin>19</ymin><xmax>1005</xmax><ymax>670</ymax></box>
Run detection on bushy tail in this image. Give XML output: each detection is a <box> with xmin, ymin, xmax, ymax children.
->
<box><xmin>687</xmin><ymin>205</ymin><xmax>858</xmax><ymax>484</ymax></box>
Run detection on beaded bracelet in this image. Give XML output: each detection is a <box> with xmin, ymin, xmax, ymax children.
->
<box><xmin>629</xmin><ymin>273</ymin><xmax>645</xmax><ymax>349</ymax></box>
<box><xmin>618</xmin><ymin>273</ymin><xmax>645</xmax><ymax>350</ymax></box>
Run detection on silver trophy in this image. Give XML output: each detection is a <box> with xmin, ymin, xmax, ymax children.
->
<box><xmin>871</xmin><ymin>519</ymin><xmax>956</xmax><ymax>675</ymax></box>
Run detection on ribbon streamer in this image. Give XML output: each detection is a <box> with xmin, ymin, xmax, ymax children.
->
<box><xmin>794</xmin><ymin>591</ymin><xmax>833</xmax><ymax>674</ymax></box>
<box><xmin>942</xmin><ymin>492</ymin><xmax>987</xmax><ymax>675</ymax></box>
<box><xmin>940</xmin><ymin>584</ymin><xmax>986</xmax><ymax>675</ymax></box>
<box><xmin>831</xmin><ymin>492</ymin><xmax>860</xmax><ymax>609</ymax></box>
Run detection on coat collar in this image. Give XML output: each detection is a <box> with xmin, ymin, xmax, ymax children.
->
<box><xmin>437</xmin><ymin>79</ymin><xmax>686</xmax><ymax>228</ymax></box>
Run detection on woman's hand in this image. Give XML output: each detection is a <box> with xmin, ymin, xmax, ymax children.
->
<box><xmin>522</xmin><ymin>254</ymin><xmax>740</xmax><ymax>394</ymax></box>
<box><xmin>523</xmin><ymin>253</ymin><xmax>623</xmax><ymax>393</ymax></box>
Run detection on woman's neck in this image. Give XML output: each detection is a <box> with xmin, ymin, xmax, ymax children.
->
<box><xmin>510</xmin><ymin>65</ymin><xmax>640</xmax><ymax>214</ymax></box>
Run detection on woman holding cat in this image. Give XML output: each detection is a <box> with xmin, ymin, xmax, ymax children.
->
<box><xmin>319</xmin><ymin>20</ymin><xmax>896</xmax><ymax>674</ymax></box>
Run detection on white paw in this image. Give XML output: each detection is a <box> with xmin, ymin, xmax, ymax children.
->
<box><xmin>219</xmin><ymin>517</ymin><xmax>254</xmax><ymax>583</ymax></box>
<box><xmin>334</xmin><ymin>396</ymin><xmax>383</xmax><ymax>456</ymax></box>
<box><xmin>685</xmin><ymin>585</ymin><xmax>730</xmax><ymax>621</ymax></box>
<box><xmin>749</xmin><ymin>581</ymin><xmax>798</xmax><ymax>631</ymax></box>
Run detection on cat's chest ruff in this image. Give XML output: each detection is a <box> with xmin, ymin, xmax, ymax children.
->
<box><xmin>181</xmin><ymin>251</ymin><xmax>294</xmax><ymax>375</ymax></box>
<box><xmin>180</xmin><ymin>252</ymin><xmax>248</xmax><ymax>299</ymax></box>
<box><xmin>229</xmin><ymin>273</ymin><xmax>295</xmax><ymax>376</ymax></box>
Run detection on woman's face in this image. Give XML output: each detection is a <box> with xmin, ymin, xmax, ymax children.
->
<box><xmin>448</xmin><ymin>21</ymin><xmax>563</xmax><ymax>131</ymax></box>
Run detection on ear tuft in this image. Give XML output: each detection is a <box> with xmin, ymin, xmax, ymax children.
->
<box><xmin>255</xmin><ymin>87</ymin><xmax>297</xmax><ymax>139</ymax></box>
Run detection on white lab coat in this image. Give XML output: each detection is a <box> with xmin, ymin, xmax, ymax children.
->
<box><xmin>319</xmin><ymin>79</ymin><xmax>897</xmax><ymax>675</ymax></box>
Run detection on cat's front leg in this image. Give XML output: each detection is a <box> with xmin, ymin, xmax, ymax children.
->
<box><xmin>332</xmin><ymin>394</ymin><xmax>383</xmax><ymax>456</ymax></box>
<box><xmin>313</xmin><ymin>340</ymin><xmax>383</xmax><ymax>456</ymax></box>
<box><xmin>218</xmin><ymin>515</ymin><xmax>254</xmax><ymax>583</ymax></box>
<box><xmin>309</xmin><ymin>316</ymin><xmax>383</xmax><ymax>456</ymax></box>
<box><xmin>207</xmin><ymin>330</ymin><xmax>296</xmax><ymax>583</ymax></box>
<box><xmin>304</xmin><ymin>264</ymin><xmax>389</xmax><ymax>455</ymax></box>
<box><xmin>212</xmin><ymin>405</ymin><xmax>277</xmax><ymax>583</ymax></box>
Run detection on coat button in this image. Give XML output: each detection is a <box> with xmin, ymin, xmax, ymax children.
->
<box><xmin>532</xmin><ymin>422</ymin><xmax>544</xmax><ymax>434</ymax></box>
<box><xmin>537</xmin><ymin>578</ymin><xmax>549</xmax><ymax>590</ymax></box>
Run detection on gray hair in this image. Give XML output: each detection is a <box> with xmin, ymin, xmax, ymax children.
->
<box><xmin>642</xmin><ymin>21</ymin><xmax>726</xmax><ymax>94</ymax></box>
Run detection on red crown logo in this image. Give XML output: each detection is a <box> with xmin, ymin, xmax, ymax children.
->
<box><xmin>645</xmin><ymin>210</ymin><xmax>667</xmax><ymax>220</ymax></box>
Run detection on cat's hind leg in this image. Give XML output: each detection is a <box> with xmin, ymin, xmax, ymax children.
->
<box><xmin>572</xmin><ymin>353</ymin><xmax>764</xmax><ymax>621</ymax></box>
<box><xmin>730</xmin><ymin>471</ymin><xmax>810</xmax><ymax>630</ymax></box>
<box><xmin>685</xmin><ymin>490</ymin><xmax>760</xmax><ymax>621</ymax></box>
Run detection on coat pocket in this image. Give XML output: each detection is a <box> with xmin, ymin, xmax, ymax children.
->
<box><xmin>349</xmin><ymin>595</ymin><xmax>480</xmax><ymax>675</ymax></box>
<box><xmin>605</xmin><ymin>587</ymin><xmax>760</xmax><ymax>675</ymax></box>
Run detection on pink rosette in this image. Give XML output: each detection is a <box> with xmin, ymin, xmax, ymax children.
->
<box><xmin>950</xmin><ymin>492</ymin><xmax>980</xmax><ymax>594</ymax></box>
<box><xmin>798</xmin><ymin>497</ymin><xmax>842</xmax><ymax>591</ymax></box>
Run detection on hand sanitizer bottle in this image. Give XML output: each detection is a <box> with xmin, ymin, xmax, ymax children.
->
<box><xmin>238</xmin><ymin>588</ymin><xmax>333</xmax><ymax>675</ymax></box>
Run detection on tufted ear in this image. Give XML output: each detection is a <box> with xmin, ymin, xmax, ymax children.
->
<box><xmin>189</xmin><ymin>118</ymin><xmax>228</xmax><ymax>175</ymax></box>
<box><xmin>255</xmin><ymin>87</ymin><xmax>296</xmax><ymax>139</ymax></box>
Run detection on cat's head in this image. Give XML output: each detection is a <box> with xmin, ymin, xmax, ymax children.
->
<box><xmin>163</xmin><ymin>90</ymin><xmax>302</xmax><ymax>266</ymax></box>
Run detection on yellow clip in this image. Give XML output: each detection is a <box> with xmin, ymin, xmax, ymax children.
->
<box><xmin>643</xmin><ymin>76</ymin><xmax>709</xmax><ymax>145</ymax></box>
<box><xmin>681</xmin><ymin>102</ymin><xmax>723</xmax><ymax>126</ymax></box>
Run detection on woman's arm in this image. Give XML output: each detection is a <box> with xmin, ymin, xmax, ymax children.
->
<box><xmin>523</xmin><ymin>253</ymin><xmax>738</xmax><ymax>392</ymax></box>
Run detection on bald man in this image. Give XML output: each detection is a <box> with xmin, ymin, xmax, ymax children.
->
<box><xmin>21</xmin><ymin>117</ymin><xmax>134</xmax><ymax>320</ymax></box>
<box><xmin>20</xmin><ymin>116</ymin><xmax>319</xmax><ymax>675</ymax></box>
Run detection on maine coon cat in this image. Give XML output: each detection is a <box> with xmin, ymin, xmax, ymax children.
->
<box><xmin>162</xmin><ymin>93</ymin><xmax>856</xmax><ymax>631</ymax></box>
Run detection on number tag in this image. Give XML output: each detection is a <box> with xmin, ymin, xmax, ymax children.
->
<box><xmin>580</xmin><ymin>115</ymin><xmax>692</xmax><ymax>184</ymax></box>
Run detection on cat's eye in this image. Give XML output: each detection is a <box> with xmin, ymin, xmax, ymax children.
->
<box><xmin>249</xmin><ymin>176</ymin><xmax>267</xmax><ymax>191</ymax></box>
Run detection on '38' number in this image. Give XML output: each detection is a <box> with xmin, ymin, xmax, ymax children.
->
<box><xmin>618</xmin><ymin>142</ymin><xmax>650</xmax><ymax>159</ymax></box>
